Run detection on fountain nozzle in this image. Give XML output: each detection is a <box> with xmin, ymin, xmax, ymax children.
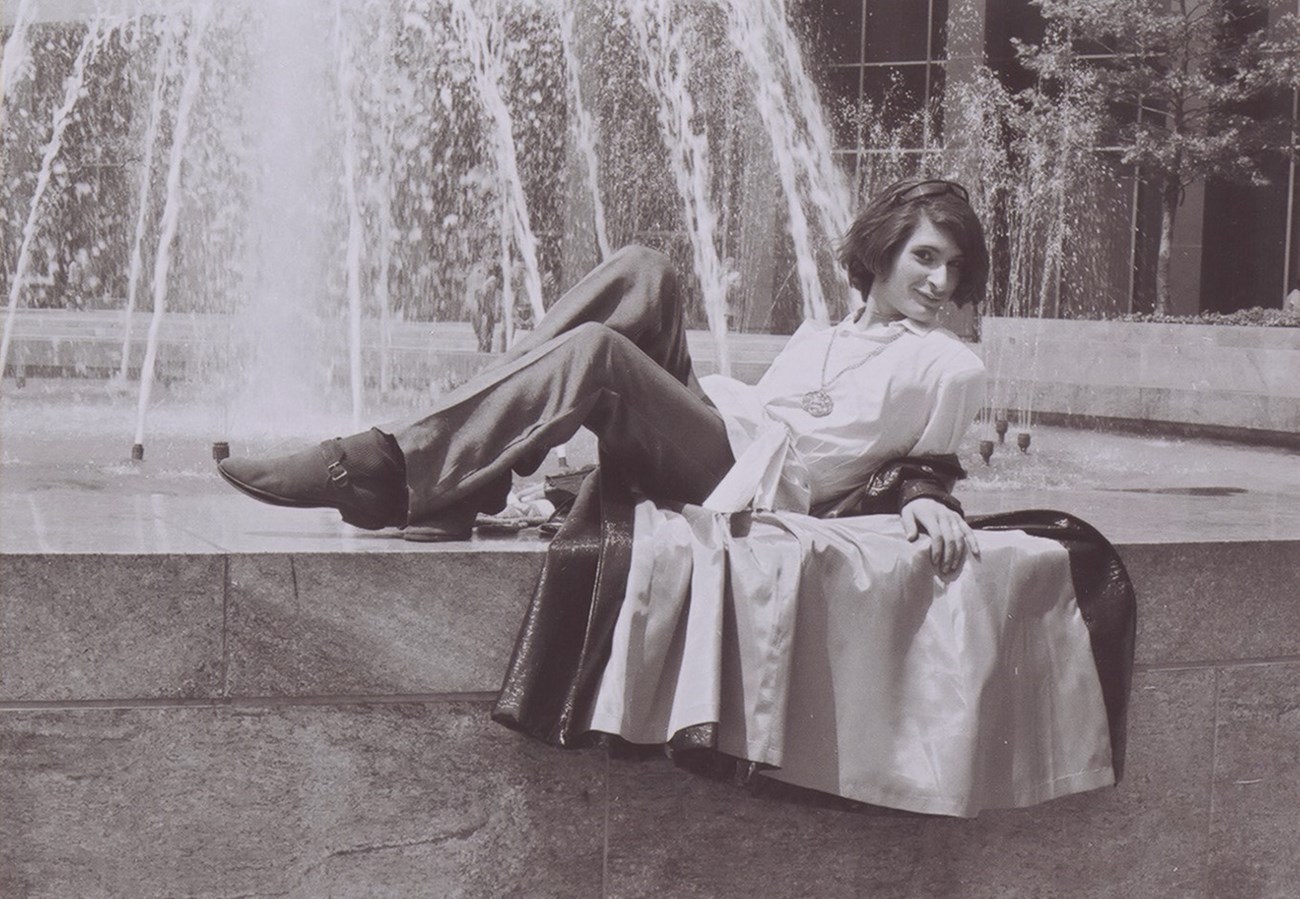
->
<box><xmin>994</xmin><ymin>417</ymin><xmax>1009</xmax><ymax>443</ymax></box>
<box><xmin>978</xmin><ymin>439</ymin><xmax>994</xmax><ymax>465</ymax></box>
<box><xmin>212</xmin><ymin>442</ymin><xmax>230</xmax><ymax>462</ymax></box>
<box><xmin>131</xmin><ymin>443</ymin><xmax>144</xmax><ymax>462</ymax></box>
<box><xmin>1016</xmin><ymin>432</ymin><xmax>1031</xmax><ymax>453</ymax></box>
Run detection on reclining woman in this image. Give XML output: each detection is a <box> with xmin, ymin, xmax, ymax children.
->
<box><xmin>219</xmin><ymin>178</ymin><xmax>1134</xmax><ymax>817</ymax></box>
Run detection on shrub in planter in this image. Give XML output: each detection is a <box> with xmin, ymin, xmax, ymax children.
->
<box><xmin>1117</xmin><ymin>308</ymin><xmax>1300</xmax><ymax>327</ymax></box>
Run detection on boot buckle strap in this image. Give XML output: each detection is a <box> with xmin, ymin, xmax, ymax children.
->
<box><xmin>326</xmin><ymin>461</ymin><xmax>350</xmax><ymax>487</ymax></box>
<box><xmin>320</xmin><ymin>439</ymin><xmax>351</xmax><ymax>488</ymax></box>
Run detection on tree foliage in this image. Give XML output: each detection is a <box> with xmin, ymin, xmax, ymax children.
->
<box><xmin>1017</xmin><ymin>0</ymin><xmax>1300</xmax><ymax>313</ymax></box>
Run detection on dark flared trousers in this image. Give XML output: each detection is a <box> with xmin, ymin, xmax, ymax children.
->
<box><xmin>393</xmin><ymin>246</ymin><xmax>736</xmax><ymax>525</ymax></box>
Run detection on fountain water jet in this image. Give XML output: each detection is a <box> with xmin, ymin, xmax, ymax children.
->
<box><xmin>336</xmin><ymin>2</ymin><xmax>367</xmax><ymax>430</ymax></box>
<box><xmin>765</xmin><ymin>1</ymin><xmax>852</xmax><ymax>266</ymax></box>
<box><xmin>133</xmin><ymin>2</ymin><xmax>210</xmax><ymax>452</ymax></box>
<box><xmin>728</xmin><ymin>0</ymin><xmax>853</xmax><ymax>316</ymax></box>
<box><xmin>728</xmin><ymin>1</ymin><xmax>829</xmax><ymax>323</ymax></box>
<box><xmin>0</xmin><ymin>13</ymin><xmax>112</xmax><ymax>381</ymax></box>
<box><xmin>365</xmin><ymin>6</ymin><xmax>403</xmax><ymax>394</ymax></box>
<box><xmin>2</xmin><ymin>0</ymin><xmax>871</xmax><ymax>442</ymax></box>
<box><xmin>117</xmin><ymin>20</ymin><xmax>173</xmax><ymax>382</ymax></box>
<box><xmin>453</xmin><ymin>0</ymin><xmax>546</xmax><ymax>344</ymax></box>
<box><xmin>0</xmin><ymin>0</ymin><xmax>36</xmax><ymax>130</ymax></box>
<box><xmin>557</xmin><ymin>2</ymin><xmax>611</xmax><ymax>262</ymax></box>
<box><xmin>223</xmin><ymin>0</ymin><xmax>346</xmax><ymax>437</ymax></box>
<box><xmin>628</xmin><ymin>0</ymin><xmax>733</xmax><ymax>375</ymax></box>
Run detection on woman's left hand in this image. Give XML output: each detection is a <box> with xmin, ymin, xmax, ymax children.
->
<box><xmin>901</xmin><ymin>497</ymin><xmax>980</xmax><ymax>575</ymax></box>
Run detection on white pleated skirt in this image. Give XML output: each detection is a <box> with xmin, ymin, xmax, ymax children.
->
<box><xmin>586</xmin><ymin>503</ymin><xmax>1116</xmax><ymax>817</ymax></box>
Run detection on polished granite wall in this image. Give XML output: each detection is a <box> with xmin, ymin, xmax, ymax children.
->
<box><xmin>2</xmin><ymin>538</ymin><xmax>1298</xmax><ymax>897</ymax></box>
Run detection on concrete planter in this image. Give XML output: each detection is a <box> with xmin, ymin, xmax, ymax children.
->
<box><xmin>975</xmin><ymin>318</ymin><xmax>1300</xmax><ymax>442</ymax></box>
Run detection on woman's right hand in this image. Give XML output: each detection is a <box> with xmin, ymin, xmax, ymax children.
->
<box><xmin>901</xmin><ymin>497</ymin><xmax>980</xmax><ymax>575</ymax></box>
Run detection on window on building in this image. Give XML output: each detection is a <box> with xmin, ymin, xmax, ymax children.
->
<box><xmin>797</xmin><ymin>0</ymin><xmax>949</xmax><ymax>205</ymax></box>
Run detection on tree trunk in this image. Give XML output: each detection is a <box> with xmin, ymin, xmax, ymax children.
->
<box><xmin>1155</xmin><ymin>179</ymin><xmax>1180</xmax><ymax>316</ymax></box>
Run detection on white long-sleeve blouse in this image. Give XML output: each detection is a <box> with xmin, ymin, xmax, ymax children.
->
<box><xmin>699</xmin><ymin>311</ymin><xmax>987</xmax><ymax>514</ymax></box>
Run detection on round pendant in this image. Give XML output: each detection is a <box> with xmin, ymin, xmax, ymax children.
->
<box><xmin>801</xmin><ymin>389</ymin><xmax>834</xmax><ymax>417</ymax></box>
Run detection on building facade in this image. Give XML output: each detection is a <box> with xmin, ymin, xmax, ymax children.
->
<box><xmin>800</xmin><ymin>0</ymin><xmax>1300</xmax><ymax>317</ymax></box>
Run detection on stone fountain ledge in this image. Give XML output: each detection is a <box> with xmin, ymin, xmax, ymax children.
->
<box><xmin>3</xmin><ymin>524</ymin><xmax>1299</xmax><ymax>896</ymax></box>
<box><xmin>4</xmin><ymin>378</ymin><xmax>1300</xmax><ymax>894</ymax></box>
<box><xmin>3</xmin><ymin>487</ymin><xmax>1298</xmax><ymax>704</ymax></box>
<box><xmin>3</xmin><ymin>405</ymin><xmax>1299</xmax><ymax>699</ymax></box>
<box><xmin>3</xmin><ymin>531</ymin><xmax>1298</xmax><ymax>702</ymax></box>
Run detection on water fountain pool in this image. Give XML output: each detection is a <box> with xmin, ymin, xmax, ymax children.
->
<box><xmin>4</xmin><ymin>367</ymin><xmax>1299</xmax><ymax>555</ymax></box>
<box><xmin>2</xmin><ymin>0</ymin><xmax>1297</xmax><ymax>552</ymax></box>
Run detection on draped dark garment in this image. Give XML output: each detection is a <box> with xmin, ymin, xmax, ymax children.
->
<box><xmin>492</xmin><ymin>456</ymin><xmax>1137</xmax><ymax>785</ymax></box>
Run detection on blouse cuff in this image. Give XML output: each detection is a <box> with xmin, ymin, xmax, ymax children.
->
<box><xmin>899</xmin><ymin>478</ymin><xmax>965</xmax><ymax>517</ymax></box>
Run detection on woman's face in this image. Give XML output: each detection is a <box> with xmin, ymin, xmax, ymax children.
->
<box><xmin>868</xmin><ymin>214</ymin><xmax>964</xmax><ymax>326</ymax></box>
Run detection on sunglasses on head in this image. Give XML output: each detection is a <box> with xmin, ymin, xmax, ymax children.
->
<box><xmin>892</xmin><ymin>179</ymin><xmax>970</xmax><ymax>206</ymax></box>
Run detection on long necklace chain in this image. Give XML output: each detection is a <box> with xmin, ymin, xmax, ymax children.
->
<box><xmin>800</xmin><ymin>325</ymin><xmax>904</xmax><ymax>417</ymax></box>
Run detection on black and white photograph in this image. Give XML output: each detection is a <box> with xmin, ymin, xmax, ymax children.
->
<box><xmin>1</xmin><ymin>0</ymin><xmax>1298</xmax><ymax>895</ymax></box>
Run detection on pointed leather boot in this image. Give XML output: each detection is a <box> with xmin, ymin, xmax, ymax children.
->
<box><xmin>217</xmin><ymin>428</ymin><xmax>407</xmax><ymax>530</ymax></box>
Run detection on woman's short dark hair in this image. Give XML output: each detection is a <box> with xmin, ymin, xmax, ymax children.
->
<box><xmin>837</xmin><ymin>178</ymin><xmax>990</xmax><ymax>308</ymax></box>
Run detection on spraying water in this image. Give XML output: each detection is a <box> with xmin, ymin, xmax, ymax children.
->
<box><xmin>628</xmin><ymin>0</ymin><xmax>733</xmax><ymax>376</ymax></box>
<box><xmin>0</xmin><ymin>0</ymin><xmax>36</xmax><ymax>131</ymax></box>
<box><xmin>368</xmin><ymin>7</ymin><xmax>402</xmax><ymax>394</ymax></box>
<box><xmin>118</xmin><ymin>22</ymin><xmax>175</xmax><ymax>381</ymax></box>
<box><xmin>766</xmin><ymin>0</ymin><xmax>853</xmax><ymax>284</ymax></box>
<box><xmin>557</xmin><ymin>2</ymin><xmax>611</xmax><ymax>261</ymax></box>
<box><xmin>3</xmin><ymin>0</ymin><xmax>881</xmax><ymax>437</ymax></box>
<box><xmin>133</xmin><ymin>2</ymin><xmax>211</xmax><ymax>451</ymax></box>
<box><xmin>452</xmin><ymin>0</ymin><xmax>546</xmax><ymax>342</ymax></box>
<box><xmin>726</xmin><ymin>0</ymin><xmax>828</xmax><ymax>323</ymax></box>
<box><xmin>732</xmin><ymin>0</ymin><xmax>858</xmax><ymax>315</ymax></box>
<box><xmin>335</xmin><ymin>1</ymin><xmax>367</xmax><ymax>430</ymax></box>
<box><xmin>1</xmin><ymin>15</ymin><xmax>111</xmax><ymax>379</ymax></box>
<box><xmin>224</xmin><ymin>0</ymin><xmax>344</xmax><ymax>437</ymax></box>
